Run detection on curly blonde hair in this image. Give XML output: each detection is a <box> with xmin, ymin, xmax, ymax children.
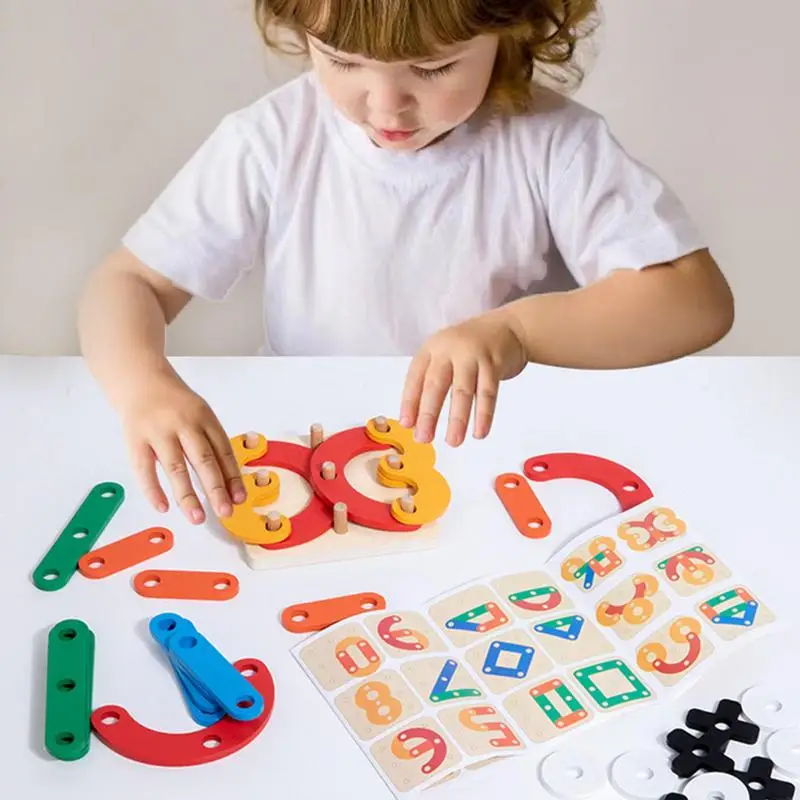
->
<box><xmin>254</xmin><ymin>0</ymin><xmax>600</xmax><ymax>114</ymax></box>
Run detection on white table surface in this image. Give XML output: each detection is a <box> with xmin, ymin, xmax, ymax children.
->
<box><xmin>2</xmin><ymin>354</ymin><xmax>799</xmax><ymax>799</ymax></box>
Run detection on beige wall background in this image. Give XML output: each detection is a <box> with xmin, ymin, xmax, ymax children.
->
<box><xmin>1</xmin><ymin>0</ymin><xmax>797</xmax><ymax>356</ymax></box>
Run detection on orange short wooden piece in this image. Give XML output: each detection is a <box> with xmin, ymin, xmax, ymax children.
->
<box><xmin>281</xmin><ymin>592</ymin><xmax>386</xmax><ymax>633</ymax></box>
<box><xmin>494</xmin><ymin>473</ymin><xmax>552</xmax><ymax>539</ymax></box>
<box><xmin>133</xmin><ymin>570</ymin><xmax>239</xmax><ymax>601</ymax></box>
<box><xmin>78</xmin><ymin>527</ymin><xmax>174</xmax><ymax>579</ymax></box>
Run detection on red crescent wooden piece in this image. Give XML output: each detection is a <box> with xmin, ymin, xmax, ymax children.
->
<box><xmin>308</xmin><ymin>427</ymin><xmax>420</xmax><ymax>533</ymax></box>
<box><xmin>243</xmin><ymin>441</ymin><xmax>333</xmax><ymax>551</ymax></box>
<box><xmin>90</xmin><ymin>659</ymin><xmax>275</xmax><ymax>767</ymax></box>
<box><xmin>523</xmin><ymin>453</ymin><xmax>653</xmax><ymax>511</ymax></box>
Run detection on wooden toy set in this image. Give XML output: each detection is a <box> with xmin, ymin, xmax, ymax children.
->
<box><xmin>30</xmin><ymin>421</ymin><xmax>792</xmax><ymax>798</ymax></box>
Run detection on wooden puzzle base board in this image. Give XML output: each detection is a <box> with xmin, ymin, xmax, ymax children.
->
<box><xmin>292</xmin><ymin>495</ymin><xmax>782</xmax><ymax>796</ymax></box>
<box><xmin>235</xmin><ymin>447</ymin><xmax>439</xmax><ymax>571</ymax></box>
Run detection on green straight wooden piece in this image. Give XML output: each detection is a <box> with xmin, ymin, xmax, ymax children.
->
<box><xmin>33</xmin><ymin>482</ymin><xmax>125</xmax><ymax>591</ymax></box>
<box><xmin>45</xmin><ymin>620</ymin><xmax>95</xmax><ymax>761</ymax></box>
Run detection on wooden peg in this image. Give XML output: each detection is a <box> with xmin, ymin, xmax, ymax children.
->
<box><xmin>386</xmin><ymin>454</ymin><xmax>403</xmax><ymax>470</ymax></box>
<box><xmin>399</xmin><ymin>494</ymin><xmax>416</xmax><ymax>514</ymax></box>
<box><xmin>244</xmin><ymin>431</ymin><xmax>261</xmax><ymax>450</ymax></box>
<box><xmin>321</xmin><ymin>461</ymin><xmax>337</xmax><ymax>481</ymax></box>
<box><xmin>333</xmin><ymin>502</ymin><xmax>348</xmax><ymax>534</ymax></box>
<box><xmin>254</xmin><ymin>470</ymin><xmax>271</xmax><ymax>487</ymax></box>
<box><xmin>265</xmin><ymin>511</ymin><xmax>282</xmax><ymax>532</ymax></box>
<box><xmin>310</xmin><ymin>423</ymin><xmax>324</xmax><ymax>449</ymax></box>
<box><xmin>373</xmin><ymin>416</ymin><xmax>390</xmax><ymax>433</ymax></box>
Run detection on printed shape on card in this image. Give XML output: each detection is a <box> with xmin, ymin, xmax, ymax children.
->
<box><xmin>532</xmin><ymin>613</ymin><xmax>614</xmax><ymax>665</ymax></box>
<box><xmin>438</xmin><ymin>704</ymin><xmax>525</xmax><ymax>758</ymax></box>
<box><xmin>364</xmin><ymin>612</ymin><xmax>447</xmax><ymax>658</ymax></box>
<box><xmin>465</xmin><ymin>628</ymin><xmax>553</xmax><ymax>695</ymax></box>
<box><xmin>503</xmin><ymin>676</ymin><xmax>593</xmax><ymax>743</ymax></box>
<box><xmin>616</xmin><ymin>506</ymin><xmax>687</xmax><ymax>553</ymax></box>
<box><xmin>635</xmin><ymin>615</ymin><xmax>714</xmax><ymax>687</ymax></box>
<box><xmin>595</xmin><ymin>573</ymin><xmax>671</xmax><ymax>640</ymax></box>
<box><xmin>428</xmin><ymin>585</ymin><xmax>512</xmax><ymax>647</ymax></box>
<box><xmin>371</xmin><ymin>717</ymin><xmax>462</xmax><ymax>793</ymax></box>
<box><xmin>490</xmin><ymin>571</ymin><xmax>573</xmax><ymax>620</ymax></box>
<box><xmin>697</xmin><ymin>585</ymin><xmax>776</xmax><ymax>640</ymax></box>
<box><xmin>573</xmin><ymin>658</ymin><xmax>654</xmax><ymax>712</ymax></box>
<box><xmin>561</xmin><ymin>536</ymin><xmax>624</xmax><ymax>593</ymax></box>
<box><xmin>656</xmin><ymin>545</ymin><xmax>732</xmax><ymax>596</ymax></box>
<box><xmin>401</xmin><ymin>656</ymin><xmax>484</xmax><ymax>707</ymax></box>
<box><xmin>298</xmin><ymin>621</ymin><xmax>385</xmax><ymax>692</ymax></box>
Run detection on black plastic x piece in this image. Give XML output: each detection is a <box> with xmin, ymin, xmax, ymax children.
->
<box><xmin>661</xmin><ymin>795</ymin><xmax>687</xmax><ymax>800</ymax></box>
<box><xmin>733</xmin><ymin>756</ymin><xmax>796</xmax><ymax>800</ymax></box>
<box><xmin>685</xmin><ymin>698</ymin><xmax>760</xmax><ymax>746</ymax></box>
<box><xmin>666</xmin><ymin>726</ymin><xmax>735</xmax><ymax>778</ymax></box>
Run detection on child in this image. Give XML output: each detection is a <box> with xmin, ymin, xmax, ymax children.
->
<box><xmin>77</xmin><ymin>0</ymin><xmax>734</xmax><ymax>527</ymax></box>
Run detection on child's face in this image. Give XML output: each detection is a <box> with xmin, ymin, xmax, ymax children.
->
<box><xmin>307</xmin><ymin>34</ymin><xmax>500</xmax><ymax>151</ymax></box>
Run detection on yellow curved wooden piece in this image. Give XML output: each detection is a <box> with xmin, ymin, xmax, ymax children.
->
<box><xmin>230</xmin><ymin>432</ymin><xmax>268</xmax><ymax>467</ymax></box>
<box><xmin>364</xmin><ymin>417</ymin><xmax>451</xmax><ymax>525</ymax></box>
<box><xmin>219</xmin><ymin>470</ymin><xmax>291</xmax><ymax>545</ymax></box>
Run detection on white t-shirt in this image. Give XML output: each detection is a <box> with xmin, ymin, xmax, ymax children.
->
<box><xmin>122</xmin><ymin>71</ymin><xmax>706</xmax><ymax>356</ymax></box>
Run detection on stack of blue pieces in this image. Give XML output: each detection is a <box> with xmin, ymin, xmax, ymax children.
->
<box><xmin>149</xmin><ymin>612</ymin><xmax>264</xmax><ymax>727</ymax></box>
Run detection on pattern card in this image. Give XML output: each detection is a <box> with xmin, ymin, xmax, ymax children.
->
<box><xmin>335</xmin><ymin>671</ymin><xmax>423</xmax><ymax>741</ymax></box>
<box><xmin>371</xmin><ymin>717</ymin><xmax>462</xmax><ymax>793</ymax></box>
<box><xmin>573</xmin><ymin>659</ymin><xmax>654</xmax><ymax>713</ymax></box>
<box><xmin>438</xmin><ymin>704</ymin><xmax>525</xmax><ymax>758</ymax></box>
<box><xmin>490</xmin><ymin>571</ymin><xmax>574</xmax><ymax>620</ymax></box>
<box><xmin>465</xmin><ymin>629</ymin><xmax>552</xmax><ymax>694</ymax></box>
<box><xmin>697</xmin><ymin>585</ymin><xmax>776</xmax><ymax>640</ymax></box>
<box><xmin>595</xmin><ymin>573</ymin><xmax>671</xmax><ymax>640</ymax></box>
<box><xmin>428</xmin><ymin>585</ymin><xmax>512</xmax><ymax>647</ymax></box>
<box><xmin>656</xmin><ymin>545</ymin><xmax>732</xmax><ymax>596</ymax></box>
<box><xmin>299</xmin><ymin>621</ymin><xmax>385</xmax><ymax>691</ymax></box>
<box><xmin>365</xmin><ymin>612</ymin><xmax>448</xmax><ymax>658</ymax></box>
<box><xmin>634</xmin><ymin>616</ymin><xmax>714</xmax><ymax>687</ymax></box>
<box><xmin>616</xmin><ymin>506</ymin><xmax>687</xmax><ymax>554</ymax></box>
<box><xmin>504</xmin><ymin>676</ymin><xmax>593</xmax><ymax>742</ymax></box>
<box><xmin>532</xmin><ymin>614</ymin><xmax>615</xmax><ymax>665</ymax></box>
<box><xmin>401</xmin><ymin>657</ymin><xmax>484</xmax><ymax>706</ymax></box>
<box><xmin>560</xmin><ymin>536</ymin><xmax>625</xmax><ymax>593</ymax></box>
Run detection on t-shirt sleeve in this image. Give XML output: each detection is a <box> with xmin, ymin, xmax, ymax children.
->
<box><xmin>121</xmin><ymin>114</ymin><xmax>270</xmax><ymax>301</ymax></box>
<box><xmin>545</xmin><ymin>112</ymin><xmax>707</xmax><ymax>286</ymax></box>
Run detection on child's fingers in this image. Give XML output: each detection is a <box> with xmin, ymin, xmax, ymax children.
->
<box><xmin>131</xmin><ymin>440</ymin><xmax>168</xmax><ymax>513</ymax></box>
<box><xmin>415</xmin><ymin>359</ymin><xmax>454</xmax><ymax>443</ymax></box>
<box><xmin>400</xmin><ymin>352</ymin><xmax>430</xmax><ymax>427</ymax></box>
<box><xmin>204</xmin><ymin>421</ymin><xmax>247</xmax><ymax>505</ymax></box>
<box><xmin>473</xmin><ymin>361</ymin><xmax>499</xmax><ymax>439</ymax></box>
<box><xmin>178</xmin><ymin>430</ymin><xmax>233</xmax><ymax>519</ymax></box>
<box><xmin>446</xmin><ymin>362</ymin><xmax>478</xmax><ymax>447</ymax></box>
<box><xmin>154</xmin><ymin>436</ymin><xmax>206</xmax><ymax>524</ymax></box>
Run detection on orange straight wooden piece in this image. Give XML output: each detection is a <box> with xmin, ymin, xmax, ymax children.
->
<box><xmin>281</xmin><ymin>592</ymin><xmax>387</xmax><ymax>633</ymax></box>
<box><xmin>494</xmin><ymin>473</ymin><xmax>552</xmax><ymax>539</ymax></box>
<box><xmin>78</xmin><ymin>527</ymin><xmax>174</xmax><ymax>579</ymax></box>
<box><xmin>133</xmin><ymin>570</ymin><xmax>239</xmax><ymax>601</ymax></box>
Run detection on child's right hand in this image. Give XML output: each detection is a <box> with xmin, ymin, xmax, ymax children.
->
<box><xmin>119</xmin><ymin>373</ymin><xmax>246</xmax><ymax>525</ymax></box>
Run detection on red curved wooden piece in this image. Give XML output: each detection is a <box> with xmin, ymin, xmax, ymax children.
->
<box><xmin>90</xmin><ymin>659</ymin><xmax>275</xmax><ymax>767</ymax></box>
<box><xmin>523</xmin><ymin>453</ymin><xmax>653</xmax><ymax>510</ymax></box>
<box><xmin>243</xmin><ymin>441</ymin><xmax>333</xmax><ymax>551</ymax></box>
<box><xmin>308</xmin><ymin>427</ymin><xmax>420</xmax><ymax>533</ymax></box>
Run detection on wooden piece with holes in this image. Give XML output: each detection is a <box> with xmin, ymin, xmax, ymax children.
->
<box><xmin>219</xmin><ymin>469</ymin><xmax>287</xmax><ymax>545</ymax></box>
<box><xmin>78</xmin><ymin>527</ymin><xmax>173</xmax><ymax>579</ymax></box>
<box><xmin>232</xmin><ymin>432</ymin><xmax>268</xmax><ymax>464</ymax></box>
<box><xmin>281</xmin><ymin>592</ymin><xmax>387</xmax><ymax>633</ymax></box>
<box><xmin>365</xmin><ymin>417</ymin><xmax>451</xmax><ymax>525</ymax></box>
<box><xmin>523</xmin><ymin>453</ymin><xmax>653</xmax><ymax>511</ymax></box>
<box><xmin>494</xmin><ymin>473</ymin><xmax>552</xmax><ymax>539</ymax></box>
<box><xmin>133</xmin><ymin>570</ymin><xmax>239</xmax><ymax>601</ymax></box>
<box><xmin>91</xmin><ymin>659</ymin><xmax>275</xmax><ymax>767</ymax></box>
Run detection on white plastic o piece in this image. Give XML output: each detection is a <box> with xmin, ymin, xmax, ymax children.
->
<box><xmin>683</xmin><ymin>771</ymin><xmax>749</xmax><ymax>800</ymax></box>
<box><xmin>610</xmin><ymin>750</ymin><xmax>676</xmax><ymax>799</ymax></box>
<box><xmin>766</xmin><ymin>727</ymin><xmax>800</xmax><ymax>777</ymax></box>
<box><xmin>539</xmin><ymin>749</ymin><xmax>607</xmax><ymax>798</ymax></box>
<box><xmin>741</xmin><ymin>684</ymin><xmax>800</xmax><ymax>729</ymax></box>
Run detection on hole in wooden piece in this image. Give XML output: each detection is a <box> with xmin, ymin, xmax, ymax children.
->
<box><xmin>321</xmin><ymin>461</ymin><xmax>337</xmax><ymax>480</ymax></box>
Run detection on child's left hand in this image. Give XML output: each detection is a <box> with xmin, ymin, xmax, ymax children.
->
<box><xmin>399</xmin><ymin>311</ymin><xmax>527</xmax><ymax>447</ymax></box>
